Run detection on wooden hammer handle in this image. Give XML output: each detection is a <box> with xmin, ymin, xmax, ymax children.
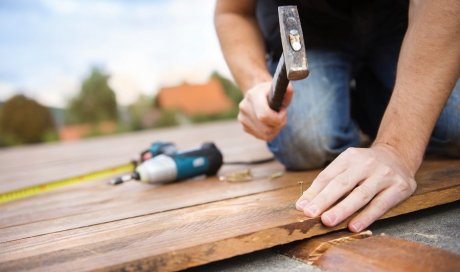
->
<box><xmin>268</xmin><ymin>54</ymin><xmax>289</xmax><ymax>112</ymax></box>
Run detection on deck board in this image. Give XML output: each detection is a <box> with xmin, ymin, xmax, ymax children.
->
<box><xmin>0</xmin><ymin>121</ymin><xmax>459</xmax><ymax>271</ymax></box>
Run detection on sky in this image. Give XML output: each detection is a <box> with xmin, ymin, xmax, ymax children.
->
<box><xmin>0</xmin><ymin>0</ymin><xmax>232</xmax><ymax>107</ymax></box>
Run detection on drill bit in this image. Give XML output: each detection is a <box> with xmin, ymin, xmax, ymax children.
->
<box><xmin>109</xmin><ymin>174</ymin><xmax>133</xmax><ymax>185</ymax></box>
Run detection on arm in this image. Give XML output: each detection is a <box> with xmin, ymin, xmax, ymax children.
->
<box><xmin>375</xmin><ymin>0</ymin><xmax>460</xmax><ymax>172</ymax></box>
<box><xmin>214</xmin><ymin>0</ymin><xmax>270</xmax><ymax>91</ymax></box>
<box><xmin>215</xmin><ymin>0</ymin><xmax>293</xmax><ymax>141</ymax></box>
<box><xmin>296</xmin><ymin>0</ymin><xmax>460</xmax><ymax>232</ymax></box>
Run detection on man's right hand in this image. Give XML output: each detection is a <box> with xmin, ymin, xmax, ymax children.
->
<box><xmin>238</xmin><ymin>82</ymin><xmax>293</xmax><ymax>141</ymax></box>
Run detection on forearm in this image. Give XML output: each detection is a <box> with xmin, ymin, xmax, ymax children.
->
<box><xmin>214</xmin><ymin>0</ymin><xmax>271</xmax><ymax>92</ymax></box>
<box><xmin>374</xmin><ymin>0</ymin><xmax>460</xmax><ymax>174</ymax></box>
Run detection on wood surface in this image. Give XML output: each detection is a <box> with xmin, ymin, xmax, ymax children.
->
<box><xmin>0</xmin><ymin>121</ymin><xmax>459</xmax><ymax>271</ymax></box>
<box><xmin>316</xmin><ymin>235</ymin><xmax>460</xmax><ymax>272</ymax></box>
<box><xmin>280</xmin><ymin>230</ymin><xmax>373</xmax><ymax>264</ymax></box>
<box><xmin>0</xmin><ymin>121</ymin><xmax>269</xmax><ymax>193</ymax></box>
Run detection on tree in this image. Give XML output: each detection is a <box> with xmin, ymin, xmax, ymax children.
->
<box><xmin>153</xmin><ymin>110</ymin><xmax>179</xmax><ymax>128</ymax></box>
<box><xmin>127</xmin><ymin>94</ymin><xmax>155</xmax><ymax>130</ymax></box>
<box><xmin>211</xmin><ymin>71</ymin><xmax>243</xmax><ymax>104</ymax></box>
<box><xmin>0</xmin><ymin>94</ymin><xmax>56</xmax><ymax>146</ymax></box>
<box><xmin>66</xmin><ymin>67</ymin><xmax>118</xmax><ymax>124</ymax></box>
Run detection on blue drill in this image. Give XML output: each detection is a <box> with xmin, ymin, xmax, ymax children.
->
<box><xmin>111</xmin><ymin>142</ymin><xmax>223</xmax><ymax>185</ymax></box>
<box><xmin>140</xmin><ymin>142</ymin><xmax>177</xmax><ymax>162</ymax></box>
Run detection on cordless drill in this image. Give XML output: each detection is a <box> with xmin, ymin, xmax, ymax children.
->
<box><xmin>111</xmin><ymin>142</ymin><xmax>223</xmax><ymax>185</ymax></box>
<box><xmin>140</xmin><ymin>141</ymin><xmax>177</xmax><ymax>162</ymax></box>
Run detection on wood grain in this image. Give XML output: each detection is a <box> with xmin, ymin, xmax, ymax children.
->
<box><xmin>0</xmin><ymin>121</ymin><xmax>269</xmax><ymax>193</ymax></box>
<box><xmin>1</xmin><ymin>163</ymin><xmax>459</xmax><ymax>271</ymax></box>
<box><xmin>316</xmin><ymin>235</ymin><xmax>460</xmax><ymax>272</ymax></box>
<box><xmin>0</xmin><ymin>168</ymin><xmax>318</xmax><ymax>243</ymax></box>
<box><xmin>279</xmin><ymin>230</ymin><xmax>373</xmax><ymax>264</ymax></box>
<box><xmin>1</xmin><ymin>158</ymin><xmax>456</xmax><ymax>243</ymax></box>
<box><xmin>1</xmin><ymin>121</ymin><xmax>459</xmax><ymax>271</ymax></box>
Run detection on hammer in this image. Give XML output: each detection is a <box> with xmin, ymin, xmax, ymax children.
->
<box><xmin>268</xmin><ymin>6</ymin><xmax>309</xmax><ymax>112</ymax></box>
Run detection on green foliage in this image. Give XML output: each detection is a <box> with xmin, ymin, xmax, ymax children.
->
<box><xmin>0</xmin><ymin>94</ymin><xmax>56</xmax><ymax>146</ymax></box>
<box><xmin>66</xmin><ymin>67</ymin><xmax>118</xmax><ymax>125</ymax></box>
<box><xmin>190</xmin><ymin>107</ymin><xmax>239</xmax><ymax>124</ymax></box>
<box><xmin>127</xmin><ymin>94</ymin><xmax>154</xmax><ymax>130</ymax></box>
<box><xmin>211</xmin><ymin>71</ymin><xmax>243</xmax><ymax>104</ymax></box>
<box><xmin>153</xmin><ymin>110</ymin><xmax>179</xmax><ymax>128</ymax></box>
<box><xmin>41</xmin><ymin>130</ymin><xmax>60</xmax><ymax>142</ymax></box>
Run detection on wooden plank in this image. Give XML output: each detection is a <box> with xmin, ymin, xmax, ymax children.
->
<box><xmin>0</xmin><ymin>121</ymin><xmax>287</xmax><ymax>240</ymax></box>
<box><xmin>0</xmin><ymin>167</ymin><xmax>315</xmax><ymax>243</ymax></box>
<box><xmin>0</xmin><ymin>121</ymin><xmax>268</xmax><ymax>193</ymax></box>
<box><xmin>0</xmin><ymin>161</ymin><xmax>285</xmax><ymax>226</ymax></box>
<box><xmin>1</xmin><ymin>161</ymin><xmax>459</xmax><ymax>271</ymax></box>
<box><xmin>279</xmin><ymin>230</ymin><xmax>373</xmax><ymax>264</ymax></box>
<box><xmin>1</xmin><ymin>158</ymin><xmax>456</xmax><ymax>243</ymax></box>
<box><xmin>315</xmin><ymin>235</ymin><xmax>460</xmax><ymax>272</ymax></box>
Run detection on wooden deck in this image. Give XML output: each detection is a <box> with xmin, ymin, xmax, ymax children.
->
<box><xmin>0</xmin><ymin>120</ymin><xmax>459</xmax><ymax>271</ymax></box>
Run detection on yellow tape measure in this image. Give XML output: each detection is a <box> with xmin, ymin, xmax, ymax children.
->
<box><xmin>0</xmin><ymin>163</ymin><xmax>135</xmax><ymax>204</ymax></box>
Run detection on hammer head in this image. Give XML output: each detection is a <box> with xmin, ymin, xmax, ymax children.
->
<box><xmin>278</xmin><ymin>6</ymin><xmax>308</xmax><ymax>80</ymax></box>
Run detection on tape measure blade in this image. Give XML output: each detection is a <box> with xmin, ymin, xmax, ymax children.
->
<box><xmin>0</xmin><ymin>163</ymin><xmax>134</xmax><ymax>204</ymax></box>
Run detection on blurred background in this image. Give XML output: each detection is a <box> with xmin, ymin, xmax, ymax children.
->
<box><xmin>0</xmin><ymin>0</ymin><xmax>241</xmax><ymax>147</ymax></box>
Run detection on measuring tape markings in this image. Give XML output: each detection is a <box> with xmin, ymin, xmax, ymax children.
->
<box><xmin>0</xmin><ymin>163</ymin><xmax>135</xmax><ymax>204</ymax></box>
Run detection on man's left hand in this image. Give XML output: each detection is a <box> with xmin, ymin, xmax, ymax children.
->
<box><xmin>295</xmin><ymin>144</ymin><xmax>417</xmax><ymax>232</ymax></box>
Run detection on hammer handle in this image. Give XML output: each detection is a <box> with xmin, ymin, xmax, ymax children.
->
<box><xmin>268</xmin><ymin>54</ymin><xmax>289</xmax><ymax>112</ymax></box>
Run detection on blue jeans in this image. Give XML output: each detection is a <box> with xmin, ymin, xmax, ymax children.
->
<box><xmin>267</xmin><ymin>48</ymin><xmax>460</xmax><ymax>170</ymax></box>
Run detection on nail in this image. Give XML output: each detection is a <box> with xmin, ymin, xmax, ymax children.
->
<box><xmin>296</xmin><ymin>199</ymin><xmax>309</xmax><ymax>209</ymax></box>
<box><xmin>324</xmin><ymin>213</ymin><xmax>336</xmax><ymax>225</ymax></box>
<box><xmin>351</xmin><ymin>222</ymin><xmax>363</xmax><ymax>232</ymax></box>
<box><xmin>298</xmin><ymin>181</ymin><xmax>304</xmax><ymax>196</ymax></box>
<box><xmin>304</xmin><ymin>204</ymin><xmax>318</xmax><ymax>216</ymax></box>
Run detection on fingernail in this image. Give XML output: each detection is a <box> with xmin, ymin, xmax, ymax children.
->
<box><xmin>323</xmin><ymin>213</ymin><xmax>336</xmax><ymax>225</ymax></box>
<box><xmin>304</xmin><ymin>204</ymin><xmax>318</xmax><ymax>216</ymax></box>
<box><xmin>351</xmin><ymin>222</ymin><xmax>363</xmax><ymax>232</ymax></box>
<box><xmin>296</xmin><ymin>199</ymin><xmax>309</xmax><ymax>209</ymax></box>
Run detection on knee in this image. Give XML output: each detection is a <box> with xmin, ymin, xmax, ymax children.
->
<box><xmin>429</xmin><ymin>135</ymin><xmax>460</xmax><ymax>158</ymax></box>
<box><xmin>268</xmin><ymin>125</ymin><xmax>360</xmax><ymax>170</ymax></box>
<box><xmin>430</xmin><ymin>81</ymin><xmax>460</xmax><ymax>157</ymax></box>
<box><xmin>430</xmin><ymin>129</ymin><xmax>460</xmax><ymax>158</ymax></box>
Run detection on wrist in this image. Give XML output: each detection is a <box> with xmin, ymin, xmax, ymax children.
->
<box><xmin>241</xmin><ymin>72</ymin><xmax>272</xmax><ymax>93</ymax></box>
<box><xmin>371</xmin><ymin>141</ymin><xmax>423</xmax><ymax>176</ymax></box>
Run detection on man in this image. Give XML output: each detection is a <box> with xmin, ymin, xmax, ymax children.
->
<box><xmin>215</xmin><ymin>0</ymin><xmax>460</xmax><ymax>232</ymax></box>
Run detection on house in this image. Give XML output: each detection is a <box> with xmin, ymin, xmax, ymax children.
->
<box><xmin>156</xmin><ymin>78</ymin><xmax>234</xmax><ymax>116</ymax></box>
<box><xmin>59</xmin><ymin>121</ymin><xmax>116</xmax><ymax>141</ymax></box>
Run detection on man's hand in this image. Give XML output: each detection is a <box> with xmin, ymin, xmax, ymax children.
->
<box><xmin>295</xmin><ymin>0</ymin><xmax>460</xmax><ymax>233</ymax></box>
<box><xmin>296</xmin><ymin>144</ymin><xmax>417</xmax><ymax>232</ymax></box>
<box><xmin>238</xmin><ymin>82</ymin><xmax>293</xmax><ymax>141</ymax></box>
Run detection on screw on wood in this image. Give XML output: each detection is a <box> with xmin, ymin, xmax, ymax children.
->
<box><xmin>298</xmin><ymin>181</ymin><xmax>304</xmax><ymax>196</ymax></box>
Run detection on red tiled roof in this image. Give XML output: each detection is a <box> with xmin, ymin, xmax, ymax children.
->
<box><xmin>157</xmin><ymin>78</ymin><xmax>234</xmax><ymax>116</ymax></box>
<box><xmin>59</xmin><ymin>122</ymin><xmax>116</xmax><ymax>141</ymax></box>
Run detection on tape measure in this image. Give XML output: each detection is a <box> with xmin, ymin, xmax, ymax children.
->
<box><xmin>0</xmin><ymin>163</ymin><xmax>135</xmax><ymax>204</ymax></box>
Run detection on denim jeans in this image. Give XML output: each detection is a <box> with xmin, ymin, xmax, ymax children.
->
<box><xmin>267</xmin><ymin>48</ymin><xmax>460</xmax><ymax>170</ymax></box>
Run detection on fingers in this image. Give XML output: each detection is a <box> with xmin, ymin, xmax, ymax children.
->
<box><xmin>238</xmin><ymin>111</ymin><xmax>277</xmax><ymax>140</ymax></box>
<box><xmin>249</xmin><ymin>86</ymin><xmax>285</xmax><ymax>127</ymax></box>
<box><xmin>348</xmin><ymin>176</ymin><xmax>416</xmax><ymax>232</ymax></box>
<box><xmin>296</xmin><ymin>151</ymin><xmax>350</xmax><ymax>210</ymax></box>
<box><xmin>302</xmin><ymin>169</ymin><xmax>370</xmax><ymax>219</ymax></box>
<box><xmin>282</xmin><ymin>84</ymin><xmax>294</xmax><ymax>108</ymax></box>
<box><xmin>296</xmin><ymin>146</ymin><xmax>417</xmax><ymax>232</ymax></box>
<box><xmin>238</xmin><ymin>82</ymin><xmax>289</xmax><ymax>141</ymax></box>
<box><xmin>321</xmin><ymin>177</ymin><xmax>389</xmax><ymax>227</ymax></box>
<box><xmin>347</xmin><ymin>187</ymin><xmax>405</xmax><ymax>232</ymax></box>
